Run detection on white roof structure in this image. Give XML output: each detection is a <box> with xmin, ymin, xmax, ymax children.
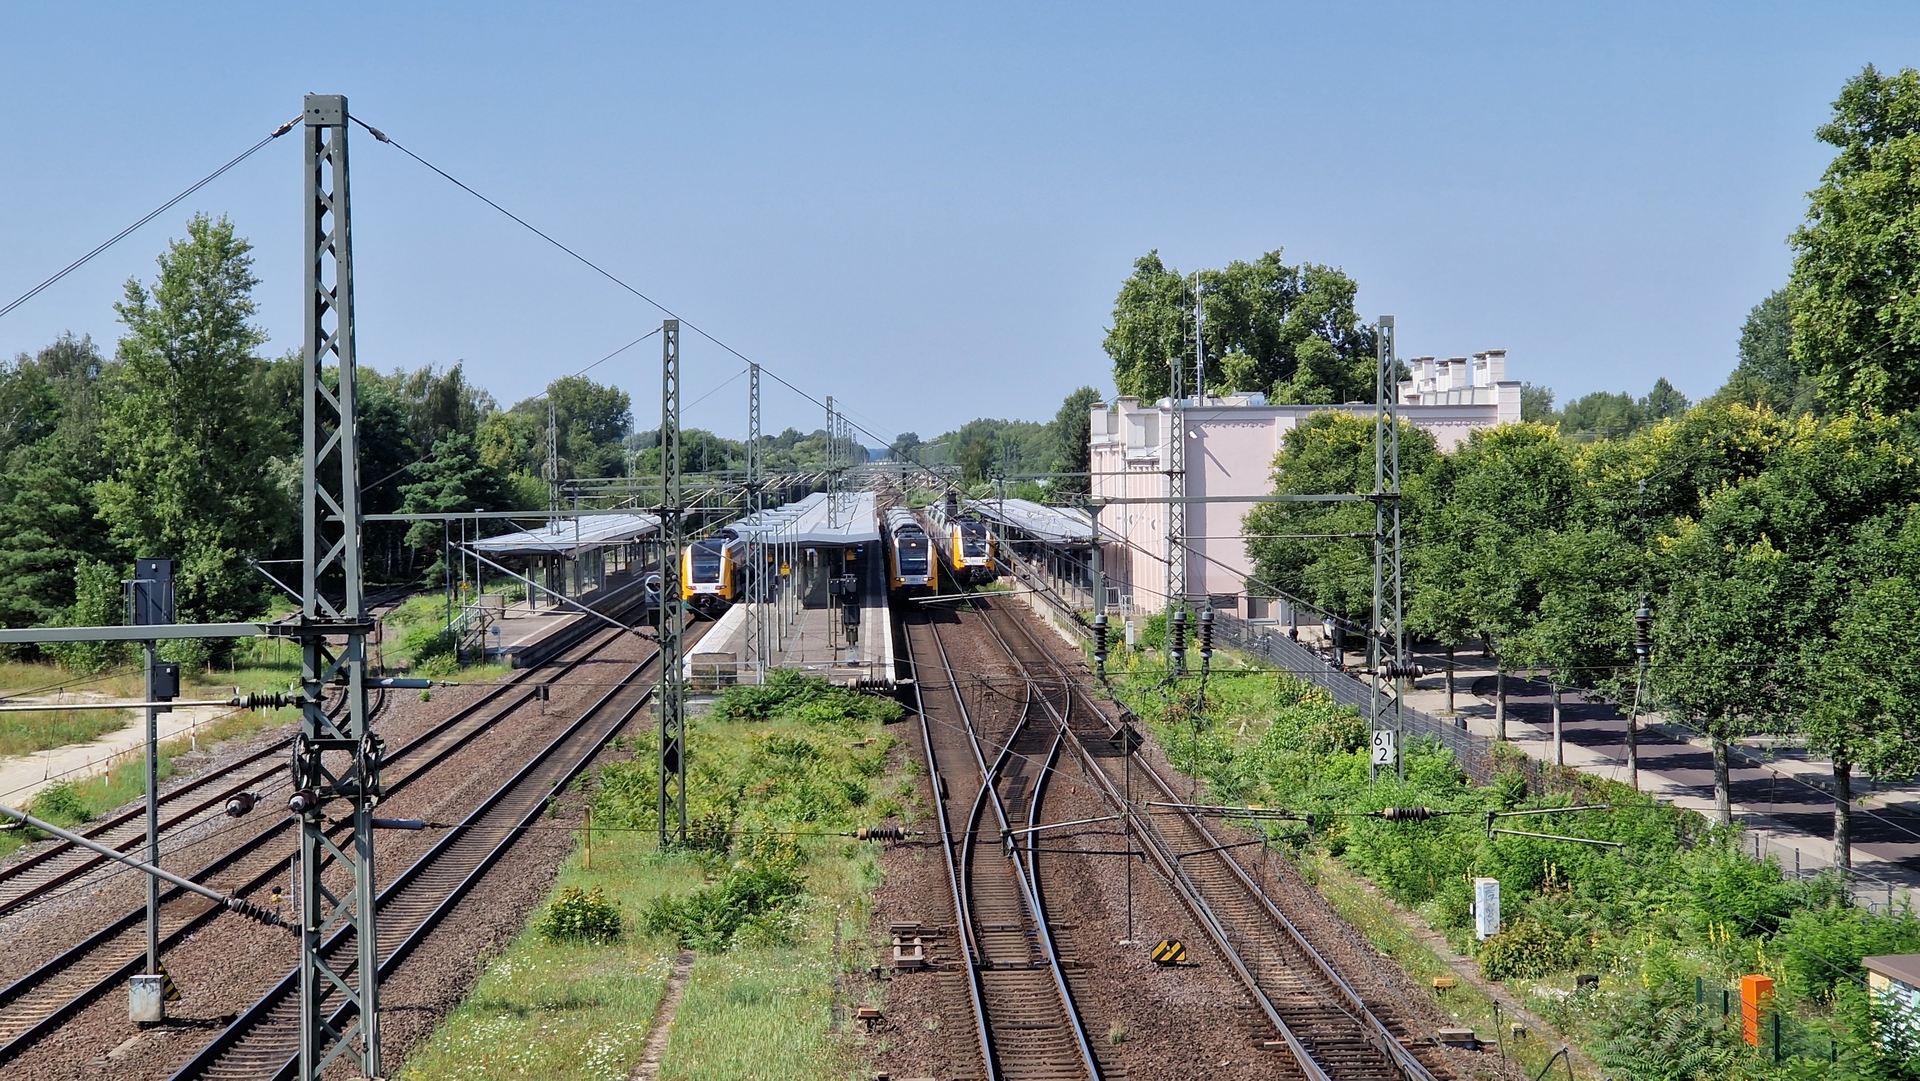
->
<box><xmin>469</xmin><ymin>512</ymin><xmax>660</xmax><ymax>558</ymax></box>
<box><xmin>729</xmin><ymin>491</ymin><xmax>880</xmax><ymax>545</ymax></box>
<box><xmin>965</xmin><ymin>498</ymin><xmax>1094</xmax><ymax>546</ymax></box>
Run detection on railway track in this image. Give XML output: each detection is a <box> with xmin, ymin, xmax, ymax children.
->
<box><xmin>0</xmin><ymin>588</ymin><xmax>647</xmax><ymax>922</ymax></box>
<box><xmin>965</xmin><ymin>596</ymin><xmax>1451</xmax><ymax>1081</ymax></box>
<box><xmin>0</xmin><ymin>611</ymin><xmax>659</xmax><ymax>1068</ymax></box>
<box><xmin>168</xmin><ymin>622</ymin><xmax>668</xmax><ymax>1080</ymax></box>
<box><xmin>903</xmin><ymin>611</ymin><xmax>1101</xmax><ymax>1081</ymax></box>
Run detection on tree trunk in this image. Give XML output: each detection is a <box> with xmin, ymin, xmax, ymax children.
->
<box><xmin>1712</xmin><ymin>734</ymin><xmax>1732</xmax><ymax>826</ymax></box>
<box><xmin>1495</xmin><ymin>667</ymin><xmax>1507</xmax><ymax>741</ymax></box>
<box><xmin>1835</xmin><ymin>761</ymin><xmax>1853</xmax><ymax>879</ymax></box>
<box><xmin>1551</xmin><ymin>684</ymin><xmax>1563</xmax><ymax>767</ymax></box>
<box><xmin>1445</xmin><ymin>645</ymin><xmax>1456</xmax><ymax>713</ymax></box>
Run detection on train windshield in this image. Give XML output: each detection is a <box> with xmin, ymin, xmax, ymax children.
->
<box><xmin>689</xmin><ymin>541</ymin><xmax>725</xmax><ymax>582</ymax></box>
<box><xmin>960</xmin><ymin>525</ymin><xmax>989</xmax><ymax>558</ymax></box>
<box><xmin>898</xmin><ymin>537</ymin><xmax>929</xmax><ymax>574</ymax></box>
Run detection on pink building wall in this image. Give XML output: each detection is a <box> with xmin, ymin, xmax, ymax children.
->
<box><xmin>1089</xmin><ymin>381</ymin><xmax>1519</xmax><ymax>616</ymax></box>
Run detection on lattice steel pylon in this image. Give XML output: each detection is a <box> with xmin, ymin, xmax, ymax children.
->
<box><xmin>1165</xmin><ymin>340</ymin><xmax>1187</xmax><ymax>614</ymax></box>
<box><xmin>657</xmin><ymin>319</ymin><xmax>687</xmax><ymax>847</ymax></box>
<box><xmin>1369</xmin><ymin>315</ymin><xmax>1407</xmax><ymax>780</ymax></box>
<box><xmin>742</xmin><ymin>363</ymin><xmax>765</xmax><ymax>680</ymax></box>
<box><xmin>825</xmin><ymin>395</ymin><xmax>839</xmax><ymax>527</ymax></box>
<box><xmin>295</xmin><ymin>94</ymin><xmax>382</xmax><ymax>1081</ymax></box>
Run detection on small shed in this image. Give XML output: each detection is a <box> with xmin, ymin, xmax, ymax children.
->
<box><xmin>1865</xmin><ymin>955</ymin><xmax>1920</xmax><ymax>1020</ymax></box>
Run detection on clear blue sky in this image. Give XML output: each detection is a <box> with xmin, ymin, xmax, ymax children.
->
<box><xmin>2</xmin><ymin>3</ymin><xmax>1914</xmax><ymax>447</ymax></box>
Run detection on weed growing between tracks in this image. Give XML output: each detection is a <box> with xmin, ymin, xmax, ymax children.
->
<box><xmin>397</xmin><ymin>671</ymin><xmax>906</xmax><ymax>1081</ymax></box>
<box><xmin>1104</xmin><ymin>644</ymin><xmax>1920</xmax><ymax>1079</ymax></box>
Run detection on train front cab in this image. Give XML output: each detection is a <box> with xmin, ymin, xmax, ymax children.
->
<box><xmin>681</xmin><ymin>534</ymin><xmax>738</xmax><ymax>616</ymax></box>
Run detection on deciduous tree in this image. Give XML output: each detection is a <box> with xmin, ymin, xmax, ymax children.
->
<box><xmin>94</xmin><ymin>214</ymin><xmax>285</xmax><ymax>623</ymax></box>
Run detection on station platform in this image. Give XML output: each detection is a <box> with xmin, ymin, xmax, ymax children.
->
<box><xmin>683</xmin><ymin>489</ymin><xmax>894</xmax><ymax>688</ymax></box>
<box><xmin>482</xmin><ymin>572</ymin><xmax>648</xmax><ymax>668</ymax></box>
<box><xmin>687</xmin><ymin>595</ymin><xmax>893</xmax><ymax>688</ymax></box>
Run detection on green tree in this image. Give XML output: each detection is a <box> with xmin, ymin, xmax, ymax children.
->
<box><xmin>887</xmin><ymin>431</ymin><xmax>922</xmax><ymax>462</ymax></box>
<box><xmin>1245</xmin><ymin>411</ymin><xmax>1439</xmax><ymax>624</ymax></box>
<box><xmin>0</xmin><ymin>335</ymin><xmax>115</xmax><ymax>630</ymax></box>
<box><xmin>1045</xmin><ymin>386</ymin><xmax>1102</xmax><ymax>495</ymax></box>
<box><xmin>1715</xmin><ymin>288</ymin><xmax>1818</xmax><ymax>415</ymax></box>
<box><xmin>1519</xmin><ymin>382</ymin><xmax>1558</xmax><ymax>424</ymax></box>
<box><xmin>1103</xmin><ymin>250</ymin><xmax>1375</xmax><ymax>404</ymax></box>
<box><xmin>1560</xmin><ymin>391</ymin><xmax>1645</xmax><ymax>439</ymax></box>
<box><xmin>94</xmin><ymin>214</ymin><xmax>286</xmax><ymax>623</ymax></box>
<box><xmin>1642</xmin><ymin>377</ymin><xmax>1689</xmax><ymax>422</ymax></box>
<box><xmin>400</xmin><ymin>432</ymin><xmax>510</xmax><ymax>583</ymax></box>
<box><xmin>1789</xmin><ymin>65</ymin><xmax>1920</xmax><ymax>413</ymax></box>
<box><xmin>1409</xmin><ymin>422</ymin><xmax>1577</xmax><ymax>737</ymax></box>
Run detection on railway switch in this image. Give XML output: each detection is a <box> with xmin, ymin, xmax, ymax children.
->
<box><xmin>224</xmin><ymin>792</ymin><xmax>257</xmax><ymax>818</ymax></box>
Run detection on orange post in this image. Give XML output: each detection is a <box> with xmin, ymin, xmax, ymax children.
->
<box><xmin>1740</xmin><ymin>974</ymin><xmax>1775</xmax><ymax>1046</ymax></box>
<box><xmin>584</xmin><ymin>805</ymin><xmax>593</xmax><ymax>871</ymax></box>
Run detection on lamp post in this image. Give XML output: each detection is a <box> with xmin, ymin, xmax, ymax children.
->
<box><xmin>1631</xmin><ymin>595</ymin><xmax>1653</xmax><ymax>791</ymax></box>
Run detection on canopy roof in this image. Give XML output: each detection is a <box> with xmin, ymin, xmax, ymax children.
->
<box><xmin>729</xmin><ymin>491</ymin><xmax>879</xmax><ymax>545</ymax></box>
<box><xmin>964</xmin><ymin>497</ymin><xmax>1094</xmax><ymax>546</ymax></box>
<box><xmin>469</xmin><ymin>512</ymin><xmax>660</xmax><ymax>558</ymax></box>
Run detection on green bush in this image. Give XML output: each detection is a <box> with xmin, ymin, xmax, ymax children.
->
<box><xmin>534</xmin><ymin>885</ymin><xmax>624</xmax><ymax>943</ymax></box>
<box><xmin>1773</xmin><ymin>899</ymin><xmax>1920</xmax><ymax>1002</ymax></box>
<box><xmin>642</xmin><ymin>859</ymin><xmax>806</xmax><ymax>952</ymax></box>
<box><xmin>28</xmin><ymin>780</ymin><xmax>92</xmax><ymax>827</ymax></box>
<box><xmin>1477</xmin><ymin>916</ymin><xmax>1582</xmax><ymax>980</ymax></box>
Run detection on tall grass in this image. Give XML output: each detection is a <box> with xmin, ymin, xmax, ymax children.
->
<box><xmin>0</xmin><ymin>708</ymin><xmax>129</xmax><ymax>757</ymax></box>
<box><xmin>399</xmin><ymin>673</ymin><xmax>898</xmax><ymax>1080</ymax></box>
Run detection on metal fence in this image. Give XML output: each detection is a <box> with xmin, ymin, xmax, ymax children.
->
<box><xmin>1210</xmin><ymin>611</ymin><xmax>1503</xmax><ymax>784</ymax></box>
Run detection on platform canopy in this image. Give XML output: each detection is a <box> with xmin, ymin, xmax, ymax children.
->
<box><xmin>729</xmin><ymin>491</ymin><xmax>879</xmax><ymax>545</ymax></box>
<box><xmin>964</xmin><ymin>497</ymin><xmax>1093</xmax><ymax>546</ymax></box>
<box><xmin>468</xmin><ymin>512</ymin><xmax>660</xmax><ymax>558</ymax></box>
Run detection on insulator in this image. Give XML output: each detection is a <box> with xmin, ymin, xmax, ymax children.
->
<box><xmin>224</xmin><ymin>895</ymin><xmax>291</xmax><ymax>929</ymax></box>
<box><xmin>1168</xmin><ymin>611</ymin><xmax>1187</xmax><ymax>654</ymax></box>
<box><xmin>1633</xmin><ymin>597</ymin><xmax>1654</xmax><ymax>658</ymax></box>
<box><xmin>1198</xmin><ymin>610</ymin><xmax>1214</xmax><ymax>656</ymax></box>
<box><xmin>1382</xmin><ymin>663</ymin><xmax>1426</xmax><ymax>680</ymax></box>
<box><xmin>857</xmin><ymin>826</ymin><xmax>906</xmax><ymax>842</ymax></box>
<box><xmin>1092</xmin><ymin>614</ymin><xmax>1109</xmax><ymax>664</ymax></box>
<box><xmin>287</xmin><ymin>789</ymin><xmax>321</xmax><ymax>816</ymax></box>
<box><xmin>1379</xmin><ymin>806</ymin><xmax>1440</xmax><ymax>822</ymax></box>
<box><xmin>224</xmin><ymin>792</ymin><xmax>257</xmax><ymax>818</ymax></box>
<box><xmin>236</xmin><ymin>692</ymin><xmax>298</xmax><ymax>710</ymax></box>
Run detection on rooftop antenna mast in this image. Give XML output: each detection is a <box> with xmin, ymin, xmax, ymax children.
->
<box><xmin>295</xmin><ymin>93</ymin><xmax>382</xmax><ymax>1080</ymax></box>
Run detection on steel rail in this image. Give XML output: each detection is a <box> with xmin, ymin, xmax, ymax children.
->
<box><xmin>0</xmin><ymin>608</ymin><xmax>655</xmax><ymax>1065</ymax></box>
<box><xmin>0</xmin><ymin>587</ymin><xmax>647</xmax><ymax>919</ymax></box>
<box><xmin>971</xmin><ymin>596</ymin><xmax>1441</xmax><ymax>1081</ymax></box>
<box><xmin>166</xmin><ymin>632</ymin><xmax>664</xmax><ymax>1081</ymax></box>
<box><xmin>922</xmin><ymin>614</ymin><xmax>1100</xmax><ymax>1081</ymax></box>
<box><xmin>900</xmin><ymin>619</ymin><xmax>995</xmax><ymax>1081</ymax></box>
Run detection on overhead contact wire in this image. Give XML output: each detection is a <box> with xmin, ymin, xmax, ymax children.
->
<box><xmin>0</xmin><ymin>114</ymin><xmax>302</xmax><ymax>323</ymax></box>
<box><xmin>351</xmin><ymin>114</ymin><xmax>914</xmax><ymax>453</ymax></box>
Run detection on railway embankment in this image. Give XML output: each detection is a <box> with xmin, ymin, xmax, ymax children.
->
<box><xmin>1101</xmin><ymin>631</ymin><xmax>1920</xmax><ymax>1079</ymax></box>
<box><xmin>395</xmin><ymin>672</ymin><xmax>911</xmax><ymax>1081</ymax></box>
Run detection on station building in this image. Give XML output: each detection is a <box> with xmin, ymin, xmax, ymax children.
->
<box><xmin>1089</xmin><ymin>350</ymin><xmax>1520</xmax><ymax>617</ymax></box>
